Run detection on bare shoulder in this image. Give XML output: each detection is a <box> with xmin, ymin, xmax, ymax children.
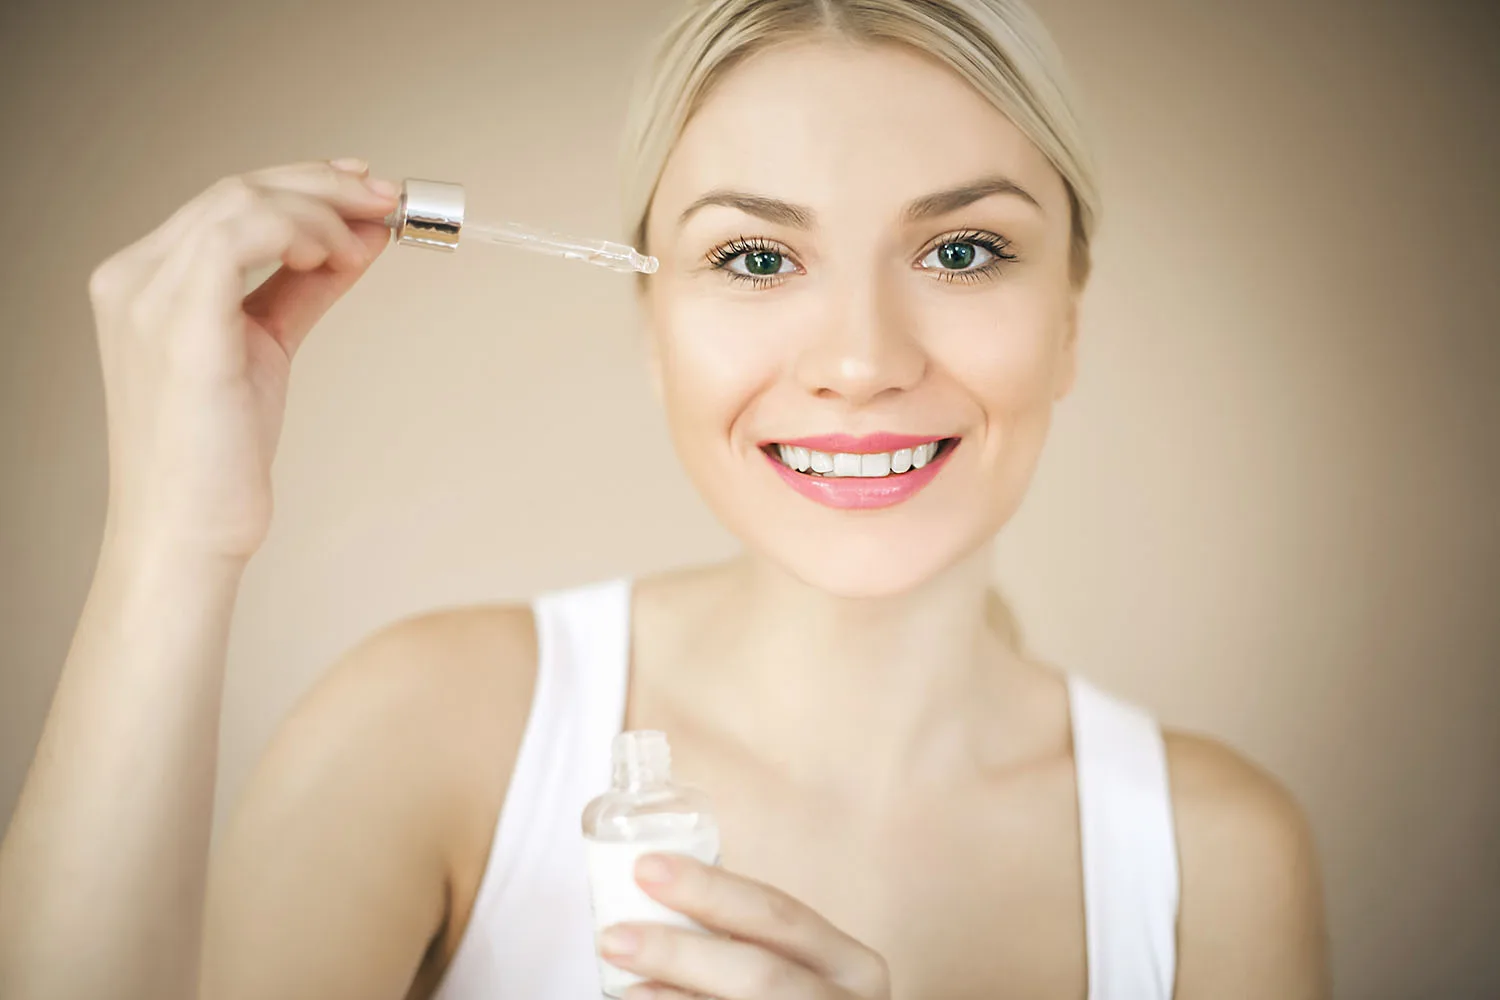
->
<box><xmin>1165</xmin><ymin>730</ymin><xmax>1308</xmax><ymax>843</ymax></box>
<box><xmin>298</xmin><ymin>602</ymin><xmax>538</xmax><ymax>757</ymax></box>
<box><xmin>1164</xmin><ymin>730</ymin><xmax>1331</xmax><ymax>1000</ymax></box>
<box><xmin>204</xmin><ymin>603</ymin><xmax>538</xmax><ymax>1000</ymax></box>
<box><xmin>263</xmin><ymin>601</ymin><xmax>540</xmax><ymax>898</ymax></box>
<box><xmin>251</xmin><ymin>602</ymin><xmax>538</xmax><ymax>824</ymax></box>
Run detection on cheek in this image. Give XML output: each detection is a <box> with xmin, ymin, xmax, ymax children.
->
<box><xmin>653</xmin><ymin>294</ymin><xmax>790</xmax><ymax>447</ymax></box>
<box><xmin>926</xmin><ymin>292</ymin><xmax>1068</xmax><ymax>419</ymax></box>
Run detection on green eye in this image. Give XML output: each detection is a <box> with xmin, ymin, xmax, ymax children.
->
<box><xmin>743</xmin><ymin>250</ymin><xmax>783</xmax><ymax>275</ymax></box>
<box><xmin>917</xmin><ymin>232</ymin><xmax>1017</xmax><ymax>283</ymax></box>
<box><xmin>920</xmin><ymin>239</ymin><xmax>999</xmax><ymax>273</ymax></box>
<box><xmin>937</xmin><ymin>242</ymin><xmax>977</xmax><ymax>269</ymax></box>
<box><xmin>710</xmin><ymin>238</ymin><xmax>796</xmax><ymax>283</ymax></box>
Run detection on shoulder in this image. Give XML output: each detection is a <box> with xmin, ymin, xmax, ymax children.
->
<box><xmin>204</xmin><ymin>603</ymin><xmax>540</xmax><ymax>997</ymax></box>
<box><xmin>261</xmin><ymin>602</ymin><xmax>541</xmax><ymax>874</ymax></box>
<box><xmin>312</xmin><ymin>602</ymin><xmax>538</xmax><ymax>731</ymax></box>
<box><xmin>221</xmin><ymin>599</ymin><xmax>541</xmax><ymax>861</ymax></box>
<box><xmin>259</xmin><ymin>602</ymin><xmax>538</xmax><ymax>805</ymax></box>
<box><xmin>1165</xmin><ymin>730</ymin><xmax>1308</xmax><ymax>850</ymax></box>
<box><xmin>1164</xmin><ymin>730</ymin><xmax>1331</xmax><ymax>999</ymax></box>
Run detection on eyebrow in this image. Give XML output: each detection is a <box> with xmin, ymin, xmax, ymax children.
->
<box><xmin>676</xmin><ymin>174</ymin><xmax>1043</xmax><ymax>230</ymax></box>
<box><xmin>902</xmin><ymin>175</ymin><xmax>1042</xmax><ymax>221</ymax></box>
<box><xmin>678</xmin><ymin>191</ymin><xmax>814</xmax><ymax>229</ymax></box>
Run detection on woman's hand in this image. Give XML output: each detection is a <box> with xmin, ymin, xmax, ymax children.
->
<box><xmin>600</xmin><ymin>854</ymin><xmax>892</xmax><ymax>1000</ymax></box>
<box><xmin>87</xmin><ymin>159</ymin><xmax>398</xmax><ymax>563</ymax></box>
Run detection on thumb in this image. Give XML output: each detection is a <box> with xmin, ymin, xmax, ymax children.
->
<box><xmin>241</xmin><ymin>220</ymin><xmax>391</xmax><ymax>359</ymax></box>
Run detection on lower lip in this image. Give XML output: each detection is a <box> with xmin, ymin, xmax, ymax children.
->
<box><xmin>764</xmin><ymin>442</ymin><xmax>957</xmax><ymax>510</ymax></box>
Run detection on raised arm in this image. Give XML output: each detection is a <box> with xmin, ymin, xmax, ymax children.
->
<box><xmin>0</xmin><ymin>160</ymin><xmax>399</xmax><ymax>1000</ymax></box>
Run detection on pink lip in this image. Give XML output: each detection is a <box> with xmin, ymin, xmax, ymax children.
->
<box><xmin>767</xmin><ymin>432</ymin><xmax>946</xmax><ymax>454</ymax></box>
<box><xmin>764</xmin><ymin>439</ymin><xmax>958</xmax><ymax>510</ymax></box>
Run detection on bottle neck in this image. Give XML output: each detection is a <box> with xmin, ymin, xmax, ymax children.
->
<box><xmin>611</xmin><ymin>731</ymin><xmax>672</xmax><ymax>792</ymax></box>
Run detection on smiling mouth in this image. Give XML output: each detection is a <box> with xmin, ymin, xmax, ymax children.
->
<box><xmin>763</xmin><ymin>438</ymin><xmax>959</xmax><ymax>478</ymax></box>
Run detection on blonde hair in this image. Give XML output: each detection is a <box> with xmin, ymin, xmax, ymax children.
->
<box><xmin>618</xmin><ymin>0</ymin><xmax>1100</xmax><ymax>285</ymax></box>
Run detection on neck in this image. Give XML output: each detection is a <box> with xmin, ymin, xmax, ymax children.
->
<box><xmin>658</xmin><ymin>545</ymin><xmax>1028</xmax><ymax>793</ymax></box>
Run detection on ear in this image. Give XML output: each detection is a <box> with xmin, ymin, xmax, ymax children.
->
<box><xmin>1053</xmin><ymin>293</ymin><xmax>1080</xmax><ymax>402</ymax></box>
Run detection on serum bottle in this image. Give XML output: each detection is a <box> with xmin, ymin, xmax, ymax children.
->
<box><xmin>582</xmin><ymin>731</ymin><xmax>720</xmax><ymax>998</ymax></box>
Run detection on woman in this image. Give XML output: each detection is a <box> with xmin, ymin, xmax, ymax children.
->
<box><xmin>0</xmin><ymin>1</ymin><xmax>1329</xmax><ymax>998</ymax></box>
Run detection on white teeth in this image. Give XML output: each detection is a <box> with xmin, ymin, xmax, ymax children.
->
<box><xmin>775</xmin><ymin>440</ymin><xmax>946</xmax><ymax>478</ymax></box>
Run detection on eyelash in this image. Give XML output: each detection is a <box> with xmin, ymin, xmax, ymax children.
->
<box><xmin>923</xmin><ymin>229</ymin><xmax>1021</xmax><ymax>285</ymax></box>
<box><xmin>703</xmin><ymin>230</ymin><xmax>1020</xmax><ymax>288</ymax></box>
<box><xmin>705</xmin><ymin>236</ymin><xmax>794</xmax><ymax>287</ymax></box>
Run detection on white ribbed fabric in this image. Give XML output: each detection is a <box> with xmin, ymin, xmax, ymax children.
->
<box><xmin>432</xmin><ymin>578</ymin><xmax>1178</xmax><ymax>999</ymax></box>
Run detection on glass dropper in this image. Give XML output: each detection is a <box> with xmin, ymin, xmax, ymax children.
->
<box><xmin>384</xmin><ymin>178</ymin><xmax>658</xmax><ymax>275</ymax></box>
<box><xmin>462</xmin><ymin>220</ymin><xmax>657</xmax><ymax>274</ymax></box>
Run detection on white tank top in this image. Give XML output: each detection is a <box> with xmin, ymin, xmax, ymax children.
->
<box><xmin>433</xmin><ymin>579</ymin><xmax>1179</xmax><ymax>999</ymax></box>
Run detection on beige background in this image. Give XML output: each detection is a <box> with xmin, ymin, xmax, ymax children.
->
<box><xmin>2</xmin><ymin>0</ymin><xmax>1496</xmax><ymax>996</ymax></box>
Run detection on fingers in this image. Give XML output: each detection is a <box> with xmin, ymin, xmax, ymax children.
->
<box><xmin>255</xmin><ymin>187</ymin><xmax>375</xmax><ymax>270</ymax></box>
<box><xmin>136</xmin><ymin>191</ymin><xmax>305</xmax><ymax>327</ymax></box>
<box><xmin>132</xmin><ymin>177</ymin><xmax>392</xmax><ymax>355</ymax></box>
<box><xmin>112</xmin><ymin>160</ymin><xmax>398</xmax><ymax>290</ymax></box>
<box><xmin>245</xmin><ymin>160</ymin><xmax>401</xmax><ymax>220</ymax></box>
<box><xmin>242</xmin><ymin>219</ymin><xmax>390</xmax><ymax>358</ymax></box>
<box><xmin>633</xmin><ymin>855</ymin><xmax>876</xmax><ymax>983</ymax></box>
<box><xmin>604</xmin><ymin>924</ymin><xmax>829</xmax><ymax>1000</ymax></box>
<box><xmin>82</xmin><ymin>159</ymin><xmax>399</xmax><ymax>559</ymax></box>
<box><xmin>88</xmin><ymin>160</ymin><xmax>399</xmax><ymax>382</ymax></box>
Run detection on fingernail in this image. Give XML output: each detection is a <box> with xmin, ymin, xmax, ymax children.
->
<box><xmin>600</xmin><ymin>926</ymin><xmax>640</xmax><ymax>956</ymax></box>
<box><xmin>330</xmin><ymin>157</ymin><xmax>368</xmax><ymax>174</ymax></box>
<box><xmin>366</xmin><ymin>177</ymin><xmax>400</xmax><ymax>199</ymax></box>
<box><xmin>636</xmin><ymin>854</ymin><xmax>674</xmax><ymax>884</ymax></box>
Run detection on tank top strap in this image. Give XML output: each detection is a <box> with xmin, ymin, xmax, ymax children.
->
<box><xmin>533</xmin><ymin>576</ymin><xmax>634</xmax><ymax>772</ymax></box>
<box><xmin>498</xmin><ymin>577</ymin><xmax>632</xmax><ymax>883</ymax></box>
<box><xmin>431</xmin><ymin>578</ymin><xmax>632</xmax><ymax>1000</ymax></box>
<box><xmin>1068</xmin><ymin>673</ymin><xmax>1180</xmax><ymax>1000</ymax></box>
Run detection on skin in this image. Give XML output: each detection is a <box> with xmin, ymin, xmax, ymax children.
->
<box><xmin>0</xmin><ymin>38</ymin><xmax>1329</xmax><ymax>1000</ymax></box>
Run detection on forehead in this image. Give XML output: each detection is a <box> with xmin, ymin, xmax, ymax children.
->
<box><xmin>652</xmin><ymin>38</ymin><xmax>1066</xmax><ymax>227</ymax></box>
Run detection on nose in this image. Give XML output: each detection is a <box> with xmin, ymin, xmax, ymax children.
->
<box><xmin>792</xmin><ymin>276</ymin><xmax>926</xmax><ymax>405</ymax></box>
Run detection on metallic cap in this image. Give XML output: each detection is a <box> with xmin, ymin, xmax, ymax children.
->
<box><xmin>388</xmin><ymin>179</ymin><xmax>464</xmax><ymax>251</ymax></box>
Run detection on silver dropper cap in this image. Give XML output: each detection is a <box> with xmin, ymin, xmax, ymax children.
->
<box><xmin>387</xmin><ymin>179</ymin><xmax>464</xmax><ymax>251</ymax></box>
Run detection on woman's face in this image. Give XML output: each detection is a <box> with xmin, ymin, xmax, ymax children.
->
<box><xmin>641</xmin><ymin>40</ymin><xmax>1080</xmax><ymax>599</ymax></box>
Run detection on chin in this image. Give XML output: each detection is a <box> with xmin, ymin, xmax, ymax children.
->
<box><xmin>757</xmin><ymin>526</ymin><xmax>976</xmax><ymax>601</ymax></box>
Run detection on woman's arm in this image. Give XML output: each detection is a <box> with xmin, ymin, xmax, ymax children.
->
<box><xmin>0</xmin><ymin>159</ymin><xmax>401</xmax><ymax>1000</ymax></box>
<box><xmin>1169</xmin><ymin>732</ymin><xmax>1331</xmax><ymax>1000</ymax></box>
<box><xmin>0</xmin><ymin>545</ymin><xmax>245</xmax><ymax>1000</ymax></box>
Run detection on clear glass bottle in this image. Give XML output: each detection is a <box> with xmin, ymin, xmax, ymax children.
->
<box><xmin>581</xmin><ymin>730</ymin><xmax>720</xmax><ymax>998</ymax></box>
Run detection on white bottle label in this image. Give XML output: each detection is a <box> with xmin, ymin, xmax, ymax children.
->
<box><xmin>584</xmin><ymin>828</ymin><xmax>721</xmax><ymax>998</ymax></box>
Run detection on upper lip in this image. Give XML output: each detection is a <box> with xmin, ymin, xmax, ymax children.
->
<box><xmin>761</xmin><ymin>432</ymin><xmax>954</xmax><ymax>453</ymax></box>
